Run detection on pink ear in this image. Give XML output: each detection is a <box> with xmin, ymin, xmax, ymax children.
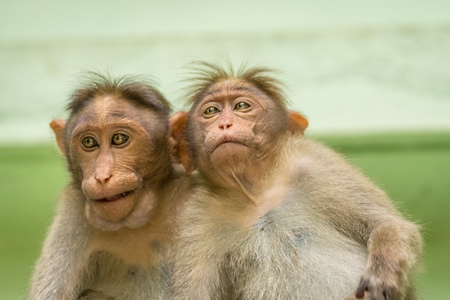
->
<box><xmin>50</xmin><ymin>119</ymin><xmax>67</xmax><ymax>156</ymax></box>
<box><xmin>287</xmin><ymin>111</ymin><xmax>308</xmax><ymax>134</ymax></box>
<box><xmin>169</xmin><ymin>111</ymin><xmax>195</xmax><ymax>174</ymax></box>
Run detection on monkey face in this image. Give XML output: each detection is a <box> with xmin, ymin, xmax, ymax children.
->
<box><xmin>188</xmin><ymin>79</ymin><xmax>288</xmax><ymax>177</ymax></box>
<box><xmin>60</xmin><ymin>96</ymin><xmax>170</xmax><ymax>229</ymax></box>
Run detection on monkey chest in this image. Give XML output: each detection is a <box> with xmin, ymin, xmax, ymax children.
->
<box><xmin>82</xmin><ymin>250</ymin><xmax>172</xmax><ymax>299</ymax></box>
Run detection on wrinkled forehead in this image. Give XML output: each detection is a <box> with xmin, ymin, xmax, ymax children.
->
<box><xmin>88</xmin><ymin>95</ymin><xmax>143</xmax><ymax>118</ymax></box>
<box><xmin>201</xmin><ymin>79</ymin><xmax>270</xmax><ymax>103</ymax></box>
<box><xmin>68</xmin><ymin>95</ymin><xmax>164</xmax><ymax>133</ymax></box>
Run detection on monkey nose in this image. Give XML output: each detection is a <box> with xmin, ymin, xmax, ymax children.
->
<box><xmin>95</xmin><ymin>173</ymin><xmax>113</xmax><ymax>184</ymax></box>
<box><xmin>219</xmin><ymin>123</ymin><xmax>233</xmax><ymax>130</ymax></box>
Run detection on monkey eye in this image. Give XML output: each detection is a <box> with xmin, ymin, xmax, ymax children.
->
<box><xmin>111</xmin><ymin>133</ymin><xmax>129</xmax><ymax>146</ymax></box>
<box><xmin>234</xmin><ymin>101</ymin><xmax>251</xmax><ymax>111</ymax></box>
<box><xmin>204</xmin><ymin>106</ymin><xmax>220</xmax><ymax>116</ymax></box>
<box><xmin>81</xmin><ymin>136</ymin><xmax>98</xmax><ymax>149</ymax></box>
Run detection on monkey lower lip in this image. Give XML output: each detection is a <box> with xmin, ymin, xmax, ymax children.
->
<box><xmin>98</xmin><ymin>190</ymin><xmax>134</xmax><ymax>202</ymax></box>
<box><xmin>216</xmin><ymin>141</ymin><xmax>245</xmax><ymax>149</ymax></box>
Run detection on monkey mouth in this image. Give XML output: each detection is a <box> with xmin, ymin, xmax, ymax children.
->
<box><xmin>95</xmin><ymin>190</ymin><xmax>135</xmax><ymax>202</ymax></box>
<box><xmin>214</xmin><ymin>138</ymin><xmax>247</xmax><ymax>151</ymax></box>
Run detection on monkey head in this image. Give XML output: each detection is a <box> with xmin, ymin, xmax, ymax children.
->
<box><xmin>51</xmin><ymin>75</ymin><xmax>172</xmax><ymax>230</ymax></box>
<box><xmin>171</xmin><ymin>62</ymin><xmax>308</xmax><ymax>190</ymax></box>
<box><xmin>189</xmin><ymin>79</ymin><xmax>291</xmax><ymax>174</ymax></box>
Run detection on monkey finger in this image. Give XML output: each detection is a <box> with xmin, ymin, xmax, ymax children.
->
<box><xmin>356</xmin><ymin>282</ymin><xmax>387</xmax><ymax>300</ymax></box>
<box><xmin>355</xmin><ymin>278</ymin><xmax>369</xmax><ymax>298</ymax></box>
<box><xmin>369</xmin><ymin>288</ymin><xmax>387</xmax><ymax>300</ymax></box>
<box><xmin>382</xmin><ymin>285</ymin><xmax>404</xmax><ymax>300</ymax></box>
<box><xmin>346</xmin><ymin>291</ymin><xmax>371</xmax><ymax>300</ymax></box>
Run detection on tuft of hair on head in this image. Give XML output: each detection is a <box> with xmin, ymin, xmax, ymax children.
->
<box><xmin>67</xmin><ymin>71</ymin><xmax>171</xmax><ymax>117</ymax></box>
<box><xmin>181</xmin><ymin>60</ymin><xmax>289</xmax><ymax>110</ymax></box>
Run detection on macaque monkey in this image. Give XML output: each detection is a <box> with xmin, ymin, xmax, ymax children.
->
<box><xmin>171</xmin><ymin>62</ymin><xmax>422</xmax><ymax>300</ymax></box>
<box><xmin>29</xmin><ymin>74</ymin><xmax>192</xmax><ymax>300</ymax></box>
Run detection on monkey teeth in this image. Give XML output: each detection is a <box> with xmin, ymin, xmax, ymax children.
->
<box><xmin>98</xmin><ymin>191</ymin><xmax>133</xmax><ymax>202</ymax></box>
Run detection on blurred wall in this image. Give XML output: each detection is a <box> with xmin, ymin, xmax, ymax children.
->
<box><xmin>1</xmin><ymin>2</ymin><xmax>450</xmax><ymax>299</ymax></box>
<box><xmin>1</xmin><ymin>0</ymin><xmax>450</xmax><ymax>144</ymax></box>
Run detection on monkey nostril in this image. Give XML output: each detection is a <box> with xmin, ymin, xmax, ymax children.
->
<box><xmin>95</xmin><ymin>174</ymin><xmax>113</xmax><ymax>184</ymax></box>
<box><xmin>219</xmin><ymin>123</ymin><xmax>233</xmax><ymax>130</ymax></box>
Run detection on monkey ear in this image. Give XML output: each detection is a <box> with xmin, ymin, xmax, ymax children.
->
<box><xmin>169</xmin><ymin>111</ymin><xmax>195</xmax><ymax>175</ymax></box>
<box><xmin>50</xmin><ymin>119</ymin><xmax>67</xmax><ymax>156</ymax></box>
<box><xmin>287</xmin><ymin>111</ymin><xmax>309</xmax><ymax>134</ymax></box>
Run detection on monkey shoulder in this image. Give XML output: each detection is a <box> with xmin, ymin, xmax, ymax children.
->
<box><xmin>282</xmin><ymin>136</ymin><xmax>355</xmax><ymax>177</ymax></box>
<box><xmin>270</xmin><ymin>136</ymin><xmax>404</xmax><ymax>233</ymax></box>
<box><xmin>42</xmin><ymin>182</ymin><xmax>93</xmax><ymax>251</ymax></box>
<box><xmin>30</xmin><ymin>183</ymin><xmax>94</xmax><ymax>300</ymax></box>
<box><xmin>282</xmin><ymin>136</ymin><xmax>387</xmax><ymax>198</ymax></box>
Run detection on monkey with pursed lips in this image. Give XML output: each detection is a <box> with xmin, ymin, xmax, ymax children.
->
<box><xmin>171</xmin><ymin>61</ymin><xmax>422</xmax><ymax>300</ymax></box>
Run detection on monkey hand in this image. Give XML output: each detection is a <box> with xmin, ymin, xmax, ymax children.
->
<box><xmin>355</xmin><ymin>251</ymin><xmax>408</xmax><ymax>300</ymax></box>
<box><xmin>345</xmin><ymin>291</ymin><xmax>371</xmax><ymax>300</ymax></box>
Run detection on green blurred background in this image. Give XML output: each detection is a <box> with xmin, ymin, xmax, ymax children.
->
<box><xmin>1</xmin><ymin>1</ymin><xmax>449</xmax><ymax>299</ymax></box>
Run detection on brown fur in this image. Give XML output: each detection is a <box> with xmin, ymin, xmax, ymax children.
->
<box><xmin>171</xmin><ymin>62</ymin><xmax>422</xmax><ymax>300</ymax></box>
<box><xmin>29</xmin><ymin>74</ymin><xmax>193</xmax><ymax>300</ymax></box>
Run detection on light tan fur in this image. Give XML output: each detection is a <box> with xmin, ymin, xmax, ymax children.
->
<box><xmin>31</xmin><ymin>172</ymin><xmax>191</xmax><ymax>300</ymax></box>
<box><xmin>29</xmin><ymin>74</ymin><xmax>194</xmax><ymax>300</ymax></box>
<box><xmin>171</xmin><ymin>61</ymin><xmax>422</xmax><ymax>300</ymax></box>
<box><xmin>173</xmin><ymin>135</ymin><xmax>421</xmax><ymax>300</ymax></box>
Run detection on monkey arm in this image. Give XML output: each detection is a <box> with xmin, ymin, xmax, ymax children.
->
<box><xmin>324</xmin><ymin>166</ymin><xmax>421</xmax><ymax>299</ymax></box>
<box><xmin>29</xmin><ymin>184</ymin><xmax>92</xmax><ymax>300</ymax></box>
<box><xmin>288</xmin><ymin>137</ymin><xmax>422</xmax><ymax>299</ymax></box>
<box><xmin>354</xmin><ymin>212</ymin><xmax>422</xmax><ymax>300</ymax></box>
